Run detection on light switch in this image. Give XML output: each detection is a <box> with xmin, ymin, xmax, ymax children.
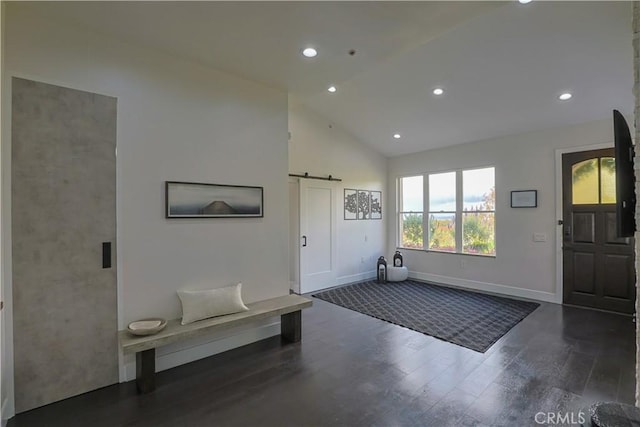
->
<box><xmin>533</xmin><ymin>232</ymin><xmax>547</xmax><ymax>242</ymax></box>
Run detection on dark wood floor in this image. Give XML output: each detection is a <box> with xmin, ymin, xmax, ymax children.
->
<box><xmin>9</xmin><ymin>296</ymin><xmax>635</xmax><ymax>427</ymax></box>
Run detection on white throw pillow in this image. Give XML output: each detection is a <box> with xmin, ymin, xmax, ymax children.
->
<box><xmin>177</xmin><ymin>283</ymin><xmax>249</xmax><ymax>325</ymax></box>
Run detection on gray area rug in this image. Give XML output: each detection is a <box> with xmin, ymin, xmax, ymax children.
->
<box><xmin>312</xmin><ymin>279</ymin><xmax>539</xmax><ymax>352</ymax></box>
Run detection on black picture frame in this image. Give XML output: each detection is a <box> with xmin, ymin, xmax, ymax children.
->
<box><xmin>510</xmin><ymin>190</ymin><xmax>537</xmax><ymax>208</ymax></box>
<box><xmin>344</xmin><ymin>188</ymin><xmax>358</xmax><ymax>220</ymax></box>
<box><xmin>370</xmin><ymin>191</ymin><xmax>382</xmax><ymax>220</ymax></box>
<box><xmin>166</xmin><ymin>181</ymin><xmax>264</xmax><ymax>218</ymax></box>
<box><xmin>357</xmin><ymin>190</ymin><xmax>370</xmax><ymax>220</ymax></box>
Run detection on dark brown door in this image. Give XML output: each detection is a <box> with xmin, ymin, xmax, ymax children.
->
<box><xmin>562</xmin><ymin>148</ymin><xmax>635</xmax><ymax>314</ymax></box>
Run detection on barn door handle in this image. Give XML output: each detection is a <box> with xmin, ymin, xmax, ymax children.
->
<box><xmin>102</xmin><ymin>242</ymin><xmax>112</xmax><ymax>269</ymax></box>
<box><xmin>302</xmin><ymin>236</ymin><xmax>307</xmax><ymax>247</ymax></box>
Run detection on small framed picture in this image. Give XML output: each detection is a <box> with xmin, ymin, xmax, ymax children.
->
<box><xmin>511</xmin><ymin>190</ymin><xmax>537</xmax><ymax>208</ymax></box>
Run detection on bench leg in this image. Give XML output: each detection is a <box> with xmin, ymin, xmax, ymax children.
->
<box><xmin>281</xmin><ymin>310</ymin><xmax>302</xmax><ymax>343</ymax></box>
<box><xmin>136</xmin><ymin>349</ymin><xmax>156</xmax><ymax>394</ymax></box>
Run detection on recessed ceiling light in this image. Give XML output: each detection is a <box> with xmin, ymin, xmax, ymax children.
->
<box><xmin>558</xmin><ymin>92</ymin><xmax>572</xmax><ymax>101</ymax></box>
<box><xmin>433</xmin><ymin>88</ymin><xmax>444</xmax><ymax>96</ymax></box>
<box><xmin>518</xmin><ymin>0</ymin><xmax>532</xmax><ymax>4</ymax></box>
<box><xmin>302</xmin><ymin>47</ymin><xmax>317</xmax><ymax>58</ymax></box>
<box><xmin>393</xmin><ymin>133</ymin><xmax>401</xmax><ymax>139</ymax></box>
<box><xmin>328</xmin><ymin>86</ymin><xmax>337</xmax><ymax>93</ymax></box>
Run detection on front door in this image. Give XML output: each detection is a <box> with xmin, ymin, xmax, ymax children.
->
<box><xmin>12</xmin><ymin>78</ymin><xmax>118</xmax><ymax>412</ymax></box>
<box><xmin>562</xmin><ymin>148</ymin><xmax>635</xmax><ymax>314</ymax></box>
<box><xmin>299</xmin><ymin>179</ymin><xmax>337</xmax><ymax>294</ymax></box>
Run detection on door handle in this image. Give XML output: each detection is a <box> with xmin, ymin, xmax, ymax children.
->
<box><xmin>302</xmin><ymin>236</ymin><xmax>307</xmax><ymax>247</ymax></box>
<box><xmin>102</xmin><ymin>242</ymin><xmax>112</xmax><ymax>269</ymax></box>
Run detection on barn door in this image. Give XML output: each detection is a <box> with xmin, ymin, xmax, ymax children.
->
<box><xmin>299</xmin><ymin>179</ymin><xmax>337</xmax><ymax>293</ymax></box>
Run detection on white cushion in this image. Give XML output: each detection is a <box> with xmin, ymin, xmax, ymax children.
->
<box><xmin>387</xmin><ymin>266</ymin><xmax>409</xmax><ymax>282</ymax></box>
<box><xmin>177</xmin><ymin>283</ymin><xmax>249</xmax><ymax>325</ymax></box>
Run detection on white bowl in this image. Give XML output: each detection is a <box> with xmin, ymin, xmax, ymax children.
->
<box><xmin>127</xmin><ymin>318</ymin><xmax>167</xmax><ymax>336</ymax></box>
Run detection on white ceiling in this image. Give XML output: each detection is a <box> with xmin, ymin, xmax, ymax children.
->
<box><xmin>16</xmin><ymin>1</ymin><xmax>634</xmax><ymax>157</ymax></box>
<box><xmin>303</xmin><ymin>1</ymin><xmax>634</xmax><ymax>156</ymax></box>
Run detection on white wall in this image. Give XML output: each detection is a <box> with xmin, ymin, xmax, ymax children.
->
<box><xmin>3</xmin><ymin>3</ymin><xmax>290</xmax><ymax>411</ymax></box>
<box><xmin>388</xmin><ymin>118</ymin><xmax>616</xmax><ymax>303</ymax></box>
<box><xmin>289</xmin><ymin>102</ymin><xmax>387</xmax><ymax>286</ymax></box>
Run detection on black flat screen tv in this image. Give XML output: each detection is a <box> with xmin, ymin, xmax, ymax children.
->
<box><xmin>613</xmin><ymin>109</ymin><xmax>636</xmax><ymax>237</ymax></box>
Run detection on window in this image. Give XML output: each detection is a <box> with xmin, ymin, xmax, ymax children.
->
<box><xmin>462</xmin><ymin>168</ymin><xmax>495</xmax><ymax>255</ymax></box>
<box><xmin>572</xmin><ymin>157</ymin><xmax>616</xmax><ymax>205</ymax></box>
<box><xmin>428</xmin><ymin>172</ymin><xmax>456</xmax><ymax>252</ymax></box>
<box><xmin>399</xmin><ymin>176</ymin><xmax>423</xmax><ymax>249</ymax></box>
<box><xmin>398</xmin><ymin>167</ymin><xmax>495</xmax><ymax>256</ymax></box>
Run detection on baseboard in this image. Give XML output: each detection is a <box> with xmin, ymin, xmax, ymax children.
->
<box><xmin>336</xmin><ymin>271</ymin><xmax>376</xmax><ymax>286</ymax></box>
<box><xmin>2</xmin><ymin>398</ymin><xmax>9</xmax><ymax>426</ymax></box>
<box><xmin>408</xmin><ymin>271</ymin><xmax>558</xmax><ymax>303</ymax></box>
<box><xmin>290</xmin><ymin>280</ymin><xmax>300</xmax><ymax>294</ymax></box>
<box><xmin>122</xmin><ymin>321</ymin><xmax>280</xmax><ymax>382</ymax></box>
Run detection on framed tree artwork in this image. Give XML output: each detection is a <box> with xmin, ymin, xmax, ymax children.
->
<box><xmin>344</xmin><ymin>189</ymin><xmax>358</xmax><ymax>220</ymax></box>
<box><xmin>357</xmin><ymin>190</ymin><xmax>370</xmax><ymax>220</ymax></box>
<box><xmin>344</xmin><ymin>188</ymin><xmax>382</xmax><ymax>220</ymax></box>
<box><xmin>370</xmin><ymin>191</ymin><xmax>382</xmax><ymax>219</ymax></box>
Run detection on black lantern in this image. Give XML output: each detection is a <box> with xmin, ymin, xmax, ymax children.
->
<box><xmin>393</xmin><ymin>251</ymin><xmax>403</xmax><ymax>267</ymax></box>
<box><xmin>377</xmin><ymin>256</ymin><xmax>387</xmax><ymax>283</ymax></box>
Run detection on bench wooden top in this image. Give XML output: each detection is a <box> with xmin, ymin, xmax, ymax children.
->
<box><xmin>119</xmin><ymin>294</ymin><xmax>312</xmax><ymax>354</ymax></box>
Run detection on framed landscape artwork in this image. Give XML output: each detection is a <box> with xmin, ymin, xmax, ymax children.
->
<box><xmin>166</xmin><ymin>181</ymin><xmax>263</xmax><ymax>218</ymax></box>
<box><xmin>510</xmin><ymin>190</ymin><xmax>537</xmax><ymax>208</ymax></box>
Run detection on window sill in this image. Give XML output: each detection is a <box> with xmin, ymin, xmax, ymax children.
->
<box><xmin>396</xmin><ymin>247</ymin><xmax>496</xmax><ymax>259</ymax></box>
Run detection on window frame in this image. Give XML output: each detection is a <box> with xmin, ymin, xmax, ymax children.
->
<box><xmin>461</xmin><ymin>168</ymin><xmax>495</xmax><ymax>256</ymax></box>
<box><xmin>427</xmin><ymin>171</ymin><xmax>457</xmax><ymax>253</ymax></box>
<box><xmin>397</xmin><ymin>175</ymin><xmax>425</xmax><ymax>250</ymax></box>
<box><xmin>396</xmin><ymin>166</ymin><xmax>496</xmax><ymax>257</ymax></box>
<box><xmin>570</xmin><ymin>156</ymin><xmax>617</xmax><ymax>206</ymax></box>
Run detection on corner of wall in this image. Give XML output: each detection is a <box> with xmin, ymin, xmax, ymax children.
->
<box><xmin>632</xmin><ymin>0</ymin><xmax>640</xmax><ymax>408</ymax></box>
<box><xmin>0</xmin><ymin>1</ymin><xmax>15</xmax><ymax>422</ymax></box>
<box><xmin>1</xmin><ymin>398</ymin><xmax>8</xmax><ymax>427</ymax></box>
<box><xmin>288</xmin><ymin>103</ymin><xmax>387</xmax><ymax>284</ymax></box>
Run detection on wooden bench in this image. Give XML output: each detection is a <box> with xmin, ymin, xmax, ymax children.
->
<box><xmin>119</xmin><ymin>294</ymin><xmax>312</xmax><ymax>393</ymax></box>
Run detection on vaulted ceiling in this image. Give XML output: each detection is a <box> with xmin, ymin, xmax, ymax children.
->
<box><xmin>16</xmin><ymin>1</ymin><xmax>634</xmax><ymax>157</ymax></box>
